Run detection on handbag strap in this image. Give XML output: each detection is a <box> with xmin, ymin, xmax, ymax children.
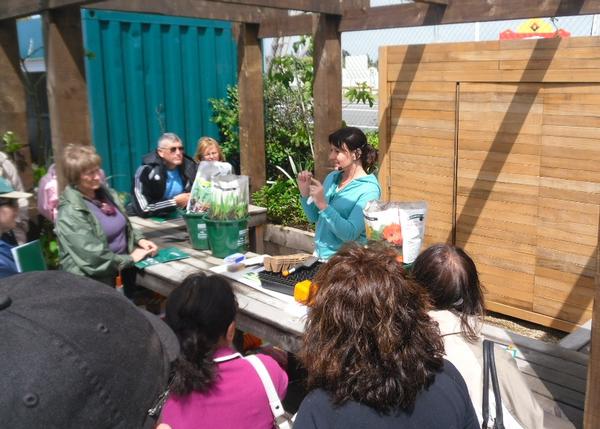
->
<box><xmin>244</xmin><ymin>354</ymin><xmax>292</xmax><ymax>429</ymax></box>
<box><xmin>482</xmin><ymin>340</ymin><xmax>490</xmax><ymax>428</ymax></box>
<box><xmin>482</xmin><ymin>340</ymin><xmax>505</xmax><ymax>429</ymax></box>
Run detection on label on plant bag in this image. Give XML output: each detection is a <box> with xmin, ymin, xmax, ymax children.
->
<box><xmin>238</xmin><ymin>228</ymin><xmax>248</xmax><ymax>247</ymax></box>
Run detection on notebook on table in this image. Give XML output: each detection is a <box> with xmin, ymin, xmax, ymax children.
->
<box><xmin>134</xmin><ymin>247</ymin><xmax>190</xmax><ymax>269</ymax></box>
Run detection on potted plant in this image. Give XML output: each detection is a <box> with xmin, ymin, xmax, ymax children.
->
<box><xmin>205</xmin><ymin>175</ymin><xmax>250</xmax><ymax>258</ymax></box>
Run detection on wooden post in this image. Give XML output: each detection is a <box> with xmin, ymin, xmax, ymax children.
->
<box><xmin>313</xmin><ymin>14</ymin><xmax>341</xmax><ymax>181</ymax></box>
<box><xmin>237</xmin><ymin>23</ymin><xmax>266</xmax><ymax>194</ymax></box>
<box><xmin>377</xmin><ymin>45</ymin><xmax>390</xmax><ymax>201</ymax></box>
<box><xmin>0</xmin><ymin>19</ymin><xmax>33</xmax><ymax>189</ymax></box>
<box><xmin>44</xmin><ymin>6</ymin><xmax>91</xmax><ymax>190</ymax></box>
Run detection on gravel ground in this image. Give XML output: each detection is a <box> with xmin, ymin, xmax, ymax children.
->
<box><xmin>484</xmin><ymin>311</ymin><xmax>567</xmax><ymax>343</ymax></box>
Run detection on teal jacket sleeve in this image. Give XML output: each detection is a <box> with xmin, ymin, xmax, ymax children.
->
<box><xmin>56</xmin><ymin>205</ymin><xmax>134</xmax><ymax>277</ymax></box>
<box><xmin>301</xmin><ymin>172</ymin><xmax>339</xmax><ymax>223</ymax></box>
<box><xmin>320</xmin><ymin>186</ymin><xmax>380</xmax><ymax>242</ymax></box>
<box><xmin>301</xmin><ymin>196</ymin><xmax>320</xmax><ymax>223</ymax></box>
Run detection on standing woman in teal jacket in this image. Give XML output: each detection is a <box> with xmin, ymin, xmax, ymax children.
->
<box><xmin>56</xmin><ymin>144</ymin><xmax>158</xmax><ymax>294</ymax></box>
<box><xmin>298</xmin><ymin>127</ymin><xmax>381</xmax><ymax>260</ymax></box>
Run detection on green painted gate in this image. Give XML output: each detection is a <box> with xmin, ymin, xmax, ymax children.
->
<box><xmin>82</xmin><ymin>9</ymin><xmax>237</xmax><ymax>192</ymax></box>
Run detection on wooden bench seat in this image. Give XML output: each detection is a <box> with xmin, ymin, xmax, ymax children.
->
<box><xmin>482</xmin><ymin>324</ymin><xmax>588</xmax><ymax>428</ymax></box>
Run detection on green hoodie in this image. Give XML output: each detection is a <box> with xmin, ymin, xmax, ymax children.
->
<box><xmin>56</xmin><ymin>185</ymin><xmax>144</xmax><ymax>285</ymax></box>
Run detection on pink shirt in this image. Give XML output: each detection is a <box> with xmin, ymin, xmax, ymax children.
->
<box><xmin>37</xmin><ymin>164</ymin><xmax>58</xmax><ymax>222</ymax></box>
<box><xmin>161</xmin><ymin>347</ymin><xmax>288</xmax><ymax>429</ymax></box>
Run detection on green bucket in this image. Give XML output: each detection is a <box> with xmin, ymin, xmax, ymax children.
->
<box><xmin>205</xmin><ymin>217</ymin><xmax>249</xmax><ymax>258</ymax></box>
<box><xmin>183</xmin><ymin>212</ymin><xmax>209</xmax><ymax>250</ymax></box>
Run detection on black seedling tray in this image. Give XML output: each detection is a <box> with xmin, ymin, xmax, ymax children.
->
<box><xmin>258</xmin><ymin>262</ymin><xmax>322</xmax><ymax>296</ymax></box>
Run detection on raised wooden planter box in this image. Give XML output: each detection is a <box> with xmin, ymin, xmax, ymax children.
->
<box><xmin>262</xmin><ymin>224</ymin><xmax>314</xmax><ymax>256</ymax></box>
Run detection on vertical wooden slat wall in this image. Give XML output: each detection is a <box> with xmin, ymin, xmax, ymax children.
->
<box><xmin>379</xmin><ymin>36</ymin><xmax>600</xmax><ymax>331</ymax></box>
<box><xmin>457</xmin><ymin>82</ymin><xmax>543</xmax><ymax>318</ymax></box>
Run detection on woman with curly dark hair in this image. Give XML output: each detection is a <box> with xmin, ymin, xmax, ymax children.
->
<box><xmin>294</xmin><ymin>242</ymin><xmax>478</xmax><ymax>429</ymax></box>
<box><xmin>160</xmin><ymin>273</ymin><xmax>288</xmax><ymax>428</ymax></box>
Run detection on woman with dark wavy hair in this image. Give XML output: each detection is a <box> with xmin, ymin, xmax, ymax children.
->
<box><xmin>160</xmin><ymin>273</ymin><xmax>288</xmax><ymax>429</ymax></box>
<box><xmin>294</xmin><ymin>243</ymin><xmax>478</xmax><ymax>429</ymax></box>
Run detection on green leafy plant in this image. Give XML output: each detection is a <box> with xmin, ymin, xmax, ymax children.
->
<box><xmin>252</xmin><ymin>179</ymin><xmax>311</xmax><ymax>230</ymax></box>
<box><xmin>32</xmin><ymin>163</ymin><xmax>47</xmax><ymax>186</ymax></box>
<box><xmin>39</xmin><ymin>218</ymin><xmax>60</xmax><ymax>269</ymax></box>
<box><xmin>1</xmin><ymin>131</ymin><xmax>25</xmax><ymax>161</ymax></box>
<box><xmin>207</xmin><ymin>177</ymin><xmax>249</xmax><ymax>221</ymax></box>
<box><xmin>210</xmin><ymin>37</ymin><xmax>379</xmax><ymax>230</ymax></box>
<box><xmin>210</xmin><ymin>37</ymin><xmax>315</xmax><ymax>181</ymax></box>
<box><xmin>365</xmin><ymin>130</ymin><xmax>379</xmax><ymax>150</ymax></box>
<box><xmin>209</xmin><ymin>86</ymin><xmax>240</xmax><ymax>161</ymax></box>
<box><xmin>208</xmin><ymin>194</ymin><xmax>248</xmax><ymax>221</ymax></box>
<box><xmin>345</xmin><ymin>82</ymin><xmax>375</xmax><ymax>108</ymax></box>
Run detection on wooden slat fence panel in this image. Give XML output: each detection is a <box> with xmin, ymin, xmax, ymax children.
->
<box><xmin>388</xmin><ymin>81</ymin><xmax>456</xmax><ymax>246</ymax></box>
<box><xmin>381</xmin><ymin>35</ymin><xmax>600</xmax><ymax>332</ymax></box>
<box><xmin>457</xmin><ymin>82</ymin><xmax>543</xmax><ymax>313</ymax></box>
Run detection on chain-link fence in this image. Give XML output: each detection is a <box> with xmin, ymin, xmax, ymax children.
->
<box><xmin>264</xmin><ymin>2</ymin><xmax>600</xmax><ymax>131</ymax></box>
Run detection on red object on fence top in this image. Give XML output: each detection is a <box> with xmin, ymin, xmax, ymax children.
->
<box><xmin>500</xmin><ymin>18</ymin><xmax>570</xmax><ymax>40</ymax></box>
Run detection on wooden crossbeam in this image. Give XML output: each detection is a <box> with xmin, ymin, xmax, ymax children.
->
<box><xmin>413</xmin><ymin>0</ymin><xmax>449</xmax><ymax>5</ymax></box>
<box><xmin>206</xmin><ymin>0</ymin><xmax>341</xmax><ymax>15</ymax></box>
<box><xmin>89</xmin><ymin>0</ymin><xmax>279</xmax><ymax>24</ymax></box>
<box><xmin>1</xmin><ymin>0</ymin><xmax>335</xmax><ymax>23</ymax></box>
<box><xmin>259</xmin><ymin>13</ymin><xmax>315</xmax><ymax>38</ymax></box>
<box><xmin>0</xmin><ymin>0</ymin><xmax>106</xmax><ymax>20</ymax></box>
<box><xmin>260</xmin><ymin>0</ymin><xmax>600</xmax><ymax>37</ymax></box>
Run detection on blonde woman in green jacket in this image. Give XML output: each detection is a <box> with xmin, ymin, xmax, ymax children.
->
<box><xmin>56</xmin><ymin>144</ymin><xmax>157</xmax><ymax>293</ymax></box>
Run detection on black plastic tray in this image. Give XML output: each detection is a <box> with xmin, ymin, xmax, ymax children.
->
<box><xmin>258</xmin><ymin>262</ymin><xmax>322</xmax><ymax>296</ymax></box>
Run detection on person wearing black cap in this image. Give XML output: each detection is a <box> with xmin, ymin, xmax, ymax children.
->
<box><xmin>0</xmin><ymin>271</ymin><xmax>179</xmax><ymax>428</ymax></box>
<box><xmin>0</xmin><ymin>177</ymin><xmax>32</xmax><ymax>278</ymax></box>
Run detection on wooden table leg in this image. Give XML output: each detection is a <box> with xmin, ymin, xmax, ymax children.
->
<box><xmin>251</xmin><ymin>224</ymin><xmax>265</xmax><ymax>254</ymax></box>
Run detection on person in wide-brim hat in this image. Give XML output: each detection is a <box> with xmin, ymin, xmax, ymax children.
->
<box><xmin>0</xmin><ymin>176</ymin><xmax>31</xmax><ymax>278</ymax></box>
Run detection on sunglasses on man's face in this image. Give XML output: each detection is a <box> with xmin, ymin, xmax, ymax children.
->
<box><xmin>161</xmin><ymin>146</ymin><xmax>184</xmax><ymax>154</ymax></box>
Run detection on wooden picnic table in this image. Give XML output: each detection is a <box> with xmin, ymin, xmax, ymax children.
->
<box><xmin>129</xmin><ymin>212</ymin><xmax>306</xmax><ymax>353</ymax></box>
<box><xmin>129</xmin><ymin>204</ymin><xmax>268</xmax><ymax>253</ymax></box>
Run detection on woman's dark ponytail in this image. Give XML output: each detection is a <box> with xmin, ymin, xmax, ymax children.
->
<box><xmin>165</xmin><ymin>273</ymin><xmax>237</xmax><ymax>395</ymax></box>
<box><xmin>362</xmin><ymin>143</ymin><xmax>378</xmax><ymax>174</ymax></box>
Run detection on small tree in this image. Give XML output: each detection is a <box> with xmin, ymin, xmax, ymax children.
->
<box><xmin>209</xmin><ymin>37</ymin><xmax>377</xmax><ymax>228</ymax></box>
<box><xmin>210</xmin><ymin>36</ymin><xmax>315</xmax><ymax>181</ymax></box>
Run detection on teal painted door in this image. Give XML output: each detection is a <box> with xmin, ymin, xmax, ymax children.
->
<box><xmin>82</xmin><ymin>9</ymin><xmax>237</xmax><ymax>192</ymax></box>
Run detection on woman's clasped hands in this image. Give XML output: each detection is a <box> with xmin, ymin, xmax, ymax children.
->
<box><xmin>131</xmin><ymin>238</ymin><xmax>159</xmax><ymax>262</ymax></box>
<box><xmin>297</xmin><ymin>171</ymin><xmax>326</xmax><ymax>210</ymax></box>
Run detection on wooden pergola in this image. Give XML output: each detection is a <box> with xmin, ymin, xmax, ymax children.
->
<box><xmin>2</xmin><ymin>0</ymin><xmax>600</xmax><ymax>426</ymax></box>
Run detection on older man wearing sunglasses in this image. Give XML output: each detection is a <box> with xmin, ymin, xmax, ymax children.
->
<box><xmin>131</xmin><ymin>132</ymin><xmax>198</xmax><ymax>218</ymax></box>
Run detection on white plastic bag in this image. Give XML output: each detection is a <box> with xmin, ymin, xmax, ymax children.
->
<box><xmin>363</xmin><ymin>200</ymin><xmax>428</xmax><ymax>264</ymax></box>
<box><xmin>208</xmin><ymin>175</ymin><xmax>249</xmax><ymax>220</ymax></box>
<box><xmin>187</xmin><ymin>161</ymin><xmax>233</xmax><ymax>213</ymax></box>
